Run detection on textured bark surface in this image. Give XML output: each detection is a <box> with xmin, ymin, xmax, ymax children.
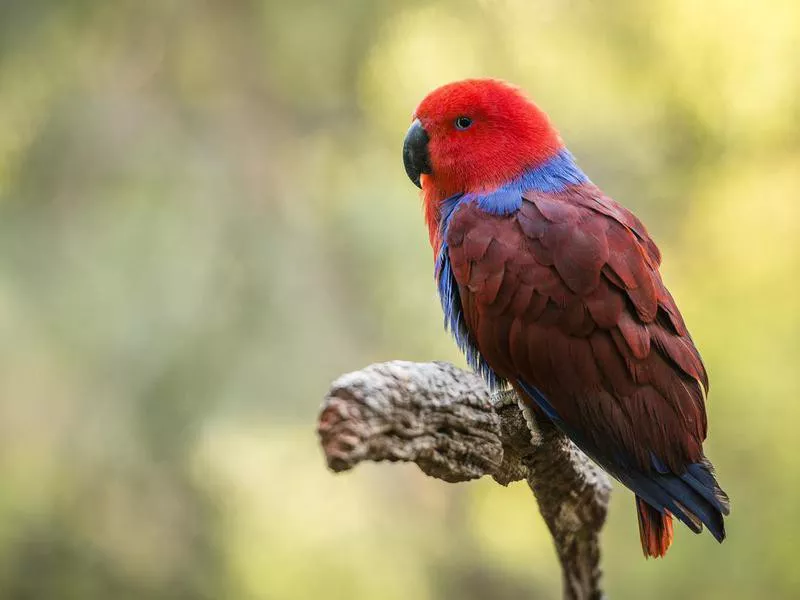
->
<box><xmin>318</xmin><ymin>360</ymin><xmax>612</xmax><ymax>600</ymax></box>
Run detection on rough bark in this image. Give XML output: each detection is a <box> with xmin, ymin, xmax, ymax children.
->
<box><xmin>318</xmin><ymin>360</ymin><xmax>612</xmax><ymax>600</ymax></box>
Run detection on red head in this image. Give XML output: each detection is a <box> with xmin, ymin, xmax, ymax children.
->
<box><xmin>404</xmin><ymin>79</ymin><xmax>563</xmax><ymax>203</ymax></box>
<box><xmin>403</xmin><ymin>79</ymin><xmax>563</xmax><ymax>248</ymax></box>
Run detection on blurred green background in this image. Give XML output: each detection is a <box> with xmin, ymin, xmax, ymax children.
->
<box><xmin>0</xmin><ymin>0</ymin><xmax>798</xmax><ymax>598</ymax></box>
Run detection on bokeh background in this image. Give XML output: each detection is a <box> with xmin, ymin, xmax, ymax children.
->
<box><xmin>0</xmin><ymin>0</ymin><xmax>798</xmax><ymax>598</ymax></box>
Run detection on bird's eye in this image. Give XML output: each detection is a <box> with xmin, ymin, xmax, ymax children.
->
<box><xmin>454</xmin><ymin>116</ymin><xmax>473</xmax><ymax>130</ymax></box>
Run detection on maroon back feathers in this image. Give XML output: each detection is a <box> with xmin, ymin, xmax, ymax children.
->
<box><xmin>444</xmin><ymin>184</ymin><xmax>727</xmax><ymax>555</ymax></box>
<box><xmin>447</xmin><ymin>185</ymin><xmax>708</xmax><ymax>472</ymax></box>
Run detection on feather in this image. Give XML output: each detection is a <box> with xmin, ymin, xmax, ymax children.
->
<box><xmin>637</xmin><ymin>497</ymin><xmax>674</xmax><ymax>558</ymax></box>
<box><xmin>616</xmin><ymin>310</ymin><xmax>651</xmax><ymax>360</ymax></box>
<box><xmin>551</xmin><ymin>218</ymin><xmax>609</xmax><ymax>295</ymax></box>
<box><xmin>526</xmin><ymin>192</ymin><xmax>581</xmax><ymax>223</ymax></box>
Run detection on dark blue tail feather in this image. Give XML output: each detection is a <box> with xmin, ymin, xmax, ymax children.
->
<box><xmin>517</xmin><ymin>380</ymin><xmax>728</xmax><ymax>543</ymax></box>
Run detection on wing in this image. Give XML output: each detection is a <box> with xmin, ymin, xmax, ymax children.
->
<box><xmin>445</xmin><ymin>184</ymin><xmax>728</xmax><ymax>538</ymax></box>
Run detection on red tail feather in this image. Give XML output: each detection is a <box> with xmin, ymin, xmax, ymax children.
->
<box><xmin>636</xmin><ymin>497</ymin><xmax>674</xmax><ymax>558</ymax></box>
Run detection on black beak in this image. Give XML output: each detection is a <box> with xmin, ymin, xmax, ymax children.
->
<box><xmin>403</xmin><ymin>118</ymin><xmax>430</xmax><ymax>189</ymax></box>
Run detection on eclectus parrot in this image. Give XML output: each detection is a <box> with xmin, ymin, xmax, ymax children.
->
<box><xmin>402</xmin><ymin>79</ymin><xmax>729</xmax><ymax>557</ymax></box>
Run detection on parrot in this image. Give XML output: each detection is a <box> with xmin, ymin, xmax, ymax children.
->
<box><xmin>402</xmin><ymin>78</ymin><xmax>729</xmax><ymax>557</ymax></box>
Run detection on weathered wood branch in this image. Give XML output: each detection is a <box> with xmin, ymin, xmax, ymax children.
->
<box><xmin>317</xmin><ymin>360</ymin><xmax>612</xmax><ymax>600</ymax></box>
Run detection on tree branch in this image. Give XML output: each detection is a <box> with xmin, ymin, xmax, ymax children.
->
<box><xmin>317</xmin><ymin>360</ymin><xmax>612</xmax><ymax>600</ymax></box>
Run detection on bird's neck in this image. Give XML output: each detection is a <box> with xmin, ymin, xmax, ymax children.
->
<box><xmin>423</xmin><ymin>148</ymin><xmax>589</xmax><ymax>255</ymax></box>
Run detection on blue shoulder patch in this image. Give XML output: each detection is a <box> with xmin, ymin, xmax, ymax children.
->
<box><xmin>465</xmin><ymin>148</ymin><xmax>589</xmax><ymax>215</ymax></box>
